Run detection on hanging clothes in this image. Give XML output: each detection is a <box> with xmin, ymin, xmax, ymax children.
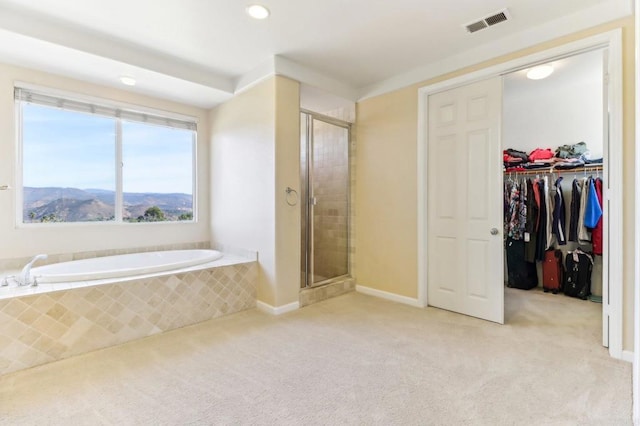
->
<box><xmin>507</xmin><ymin>180</ymin><xmax>526</xmax><ymax>240</ymax></box>
<box><xmin>504</xmin><ymin>179</ymin><xmax>511</xmax><ymax>212</ymax></box>
<box><xmin>584</xmin><ymin>177</ymin><xmax>603</xmax><ymax>228</ymax></box>
<box><xmin>551</xmin><ymin>177</ymin><xmax>567</xmax><ymax>245</ymax></box>
<box><xmin>592</xmin><ymin>177</ymin><xmax>604</xmax><ymax>255</ymax></box>
<box><xmin>504</xmin><ymin>179</ymin><xmax>514</xmax><ymax>237</ymax></box>
<box><xmin>524</xmin><ymin>178</ymin><xmax>538</xmax><ymax>263</ymax></box>
<box><xmin>532</xmin><ymin>177</ymin><xmax>541</xmax><ymax>231</ymax></box>
<box><xmin>535</xmin><ymin>178</ymin><xmax>547</xmax><ymax>261</ymax></box>
<box><xmin>543</xmin><ymin>176</ymin><xmax>556</xmax><ymax>250</ymax></box>
<box><xmin>504</xmin><ymin>175</ymin><xmax>537</xmax><ymax>289</ymax></box>
<box><xmin>568</xmin><ymin>179</ymin><xmax>581</xmax><ymax>242</ymax></box>
<box><xmin>577</xmin><ymin>177</ymin><xmax>591</xmax><ymax>243</ymax></box>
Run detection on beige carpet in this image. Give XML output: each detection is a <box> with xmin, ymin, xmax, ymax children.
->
<box><xmin>0</xmin><ymin>288</ymin><xmax>631</xmax><ymax>425</ymax></box>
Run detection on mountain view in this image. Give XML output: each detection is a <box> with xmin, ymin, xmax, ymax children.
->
<box><xmin>23</xmin><ymin>187</ymin><xmax>193</xmax><ymax>223</ymax></box>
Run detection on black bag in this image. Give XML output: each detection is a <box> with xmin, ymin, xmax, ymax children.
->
<box><xmin>506</xmin><ymin>238</ymin><xmax>538</xmax><ymax>290</ymax></box>
<box><xmin>564</xmin><ymin>249</ymin><xmax>593</xmax><ymax>300</ymax></box>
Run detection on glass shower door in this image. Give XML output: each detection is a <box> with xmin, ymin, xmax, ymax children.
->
<box><xmin>301</xmin><ymin>113</ymin><xmax>350</xmax><ymax>287</ymax></box>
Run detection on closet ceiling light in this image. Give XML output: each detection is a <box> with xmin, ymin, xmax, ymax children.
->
<box><xmin>246</xmin><ymin>5</ymin><xmax>270</xmax><ymax>19</ymax></box>
<box><xmin>526</xmin><ymin>65</ymin><xmax>554</xmax><ymax>80</ymax></box>
<box><xmin>119</xmin><ymin>76</ymin><xmax>136</xmax><ymax>86</ymax></box>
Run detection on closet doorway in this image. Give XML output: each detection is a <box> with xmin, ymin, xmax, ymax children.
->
<box><xmin>503</xmin><ymin>48</ymin><xmax>609</xmax><ymax>347</ymax></box>
<box><xmin>418</xmin><ymin>30</ymin><xmax>624</xmax><ymax>359</ymax></box>
<box><xmin>300</xmin><ymin>111</ymin><xmax>351</xmax><ymax>288</ymax></box>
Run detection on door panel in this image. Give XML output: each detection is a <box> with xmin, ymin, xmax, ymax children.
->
<box><xmin>435</xmin><ymin>135</ymin><xmax>457</xmax><ymax>219</ymax></box>
<box><xmin>468</xmin><ymin>95</ymin><xmax>489</xmax><ymax>121</ymax></box>
<box><xmin>435</xmin><ymin>237</ymin><xmax>457</xmax><ymax>293</ymax></box>
<box><xmin>438</xmin><ymin>103</ymin><xmax>457</xmax><ymax>125</ymax></box>
<box><xmin>467</xmin><ymin>130</ymin><xmax>489</xmax><ymax>220</ymax></box>
<box><xmin>427</xmin><ymin>77</ymin><xmax>504</xmax><ymax>324</ymax></box>
<box><xmin>467</xmin><ymin>239</ymin><xmax>489</xmax><ymax>299</ymax></box>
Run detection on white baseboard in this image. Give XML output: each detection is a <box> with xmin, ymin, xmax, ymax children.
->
<box><xmin>256</xmin><ymin>300</ymin><xmax>300</xmax><ymax>315</ymax></box>
<box><xmin>622</xmin><ymin>350</ymin><xmax>634</xmax><ymax>363</ymax></box>
<box><xmin>356</xmin><ymin>285</ymin><xmax>425</xmax><ymax>308</ymax></box>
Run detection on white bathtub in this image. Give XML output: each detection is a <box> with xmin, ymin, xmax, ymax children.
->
<box><xmin>30</xmin><ymin>249</ymin><xmax>223</xmax><ymax>283</ymax></box>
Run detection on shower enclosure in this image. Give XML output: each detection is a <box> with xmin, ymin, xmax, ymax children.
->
<box><xmin>300</xmin><ymin>111</ymin><xmax>350</xmax><ymax>288</ymax></box>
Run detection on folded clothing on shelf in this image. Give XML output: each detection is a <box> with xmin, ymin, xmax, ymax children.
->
<box><xmin>504</xmin><ymin>149</ymin><xmax>529</xmax><ymax>162</ymax></box>
<box><xmin>553</xmin><ymin>158</ymin><xmax>586</xmax><ymax>170</ymax></box>
<box><xmin>529</xmin><ymin>148</ymin><xmax>554</xmax><ymax>162</ymax></box>
<box><xmin>555</xmin><ymin>141</ymin><xmax>588</xmax><ymax>159</ymax></box>
<box><xmin>522</xmin><ymin>162</ymin><xmax>551</xmax><ymax>169</ymax></box>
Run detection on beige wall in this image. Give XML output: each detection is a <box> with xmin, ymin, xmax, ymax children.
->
<box><xmin>274</xmin><ymin>76</ymin><xmax>302</xmax><ymax>306</ymax></box>
<box><xmin>0</xmin><ymin>63</ymin><xmax>210</xmax><ymax>260</ymax></box>
<box><xmin>210</xmin><ymin>78</ymin><xmax>277</xmax><ymax>304</ymax></box>
<box><xmin>210</xmin><ymin>76</ymin><xmax>301</xmax><ymax>308</ymax></box>
<box><xmin>355</xmin><ymin>86</ymin><xmax>418</xmax><ymax>296</ymax></box>
<box><xmin>355</xmin><ymin>17</ymin><xmax>635</xmax><ymax>350</ymax></box>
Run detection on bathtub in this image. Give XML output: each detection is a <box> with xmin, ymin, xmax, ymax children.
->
<box><xmin>0</xmin><ymin>246</ymin><xmax>257</xmax><ymax>376</ymax></box>
<box><xmin>30</xmin><ymin>249</ymin><xmax>223</xmax><ymax>283</ymax></box>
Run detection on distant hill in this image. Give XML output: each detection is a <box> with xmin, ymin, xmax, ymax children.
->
<box><xmin>23</xmin><ymin>187</ymin><xmax>192</xmax><ymax>223</ymax></box>
<box><xmin>23</xmin><ymin>187</ymin><xmax>98</xmax><ymax>207</ymax></box>
<box><xmin>27</xmin><ymin>197</ymin><xmax>114</xmax><ymax>222</ymax></box>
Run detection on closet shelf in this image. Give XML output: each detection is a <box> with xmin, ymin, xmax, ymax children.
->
<box><xmin>503</xmin><ymin>164</ymin><xmax>603</xmax><ymax>176</ymax></box>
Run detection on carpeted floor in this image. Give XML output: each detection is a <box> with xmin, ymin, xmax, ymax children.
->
<box><xmin>0</xmin><ymin>288</ymin><xmax>632</xmax><ymax>425</ymax></box>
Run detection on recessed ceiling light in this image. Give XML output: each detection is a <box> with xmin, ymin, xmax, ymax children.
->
<box><xmin>526</xmin><ymin>65</ymin><xmax>554</xmax><ymax>80</ymax></box>
<box><xmin>246</xmin><ymin>4</ymin><xmax>270</xmax><ymax>19</ymax></box>
<box><xmin>119</xmin><ymin>76</ymin><xmax>136</xmax><ymax>86</ymax></box>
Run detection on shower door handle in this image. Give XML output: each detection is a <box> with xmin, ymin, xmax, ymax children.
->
<box><xmin>310</xmin><ymin>197</ymin><xmax>317</xmax><ymax>206</ymax></box>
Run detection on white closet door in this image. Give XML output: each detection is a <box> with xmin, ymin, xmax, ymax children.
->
<box><xmin>427</xmin><ymin>77</ymin><xmax>504</xmax><ymax>324</ymax></box>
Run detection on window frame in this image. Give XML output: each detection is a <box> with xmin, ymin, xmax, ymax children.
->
<box><xmin>15</xmin><ymin>83</ymin><xmax>198</xmax><ymax>227</ymax></box>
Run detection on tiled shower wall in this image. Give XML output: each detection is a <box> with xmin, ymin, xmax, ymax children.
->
<box><xmin>0</xmin><ymin>261</ymin><xmax>257</xmax><ymax>376</ymax></box>
<box><xmin>311</xmin><ymin>119</ymin><xmax>350</xmax><ymax>282</ymax></box>
<box><xmin>314</xmin><ymin>107</ymin><xmax>356</xmax><ymax>280</ymax></box>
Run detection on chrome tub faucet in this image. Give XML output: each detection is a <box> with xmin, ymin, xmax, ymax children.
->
<box><xmin>18</xmin><ymin>254</ymin><xmax>48</xmax><ymax>286</ymax></box>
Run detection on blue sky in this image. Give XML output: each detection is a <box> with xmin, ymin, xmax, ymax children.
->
<box><xmin>22</xmin><ymin>104</ymin><xmax>194</xmax><ymax>194</ymax></box>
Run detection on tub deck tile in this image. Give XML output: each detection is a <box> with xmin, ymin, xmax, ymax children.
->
<box><xmin>0</xmin><ymin>260</ymin><xmax>257</xmax><ymax>376</ymax></box>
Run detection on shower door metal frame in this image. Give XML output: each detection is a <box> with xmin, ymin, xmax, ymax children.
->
<box><xmin>301</xmin><ymin>109</ymin><xmax>351</xmax><ymax>288</ymax></box>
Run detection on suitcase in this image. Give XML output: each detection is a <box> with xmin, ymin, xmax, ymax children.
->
<box><xmin>564</xmin><ymin>249</ymin><xmax>593</xmax><ymax>300</ymax></box>
<box><xmin>542</xmin><ymin>249</ymin><xmax>563</xmax><ymax>294</ymax></box>
<box><xmin>506</xmin><ymin>237</ymin><xmax>538</xmax><ymax>290</ymax></box>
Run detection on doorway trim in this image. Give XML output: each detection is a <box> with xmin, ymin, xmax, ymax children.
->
<box><xmin>417</xmin><ymin>29</ymin><xmax>624</xmax><ymax>360</ymax></box>
<box><xmin>633</xmin><ymin>1</ymin><xmax>640</xmax><ymax>422</ymax></box>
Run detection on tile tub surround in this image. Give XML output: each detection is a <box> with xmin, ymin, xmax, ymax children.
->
<box><xmin>0</xmin><ymin>241</ymin><xmax>212</xmax><ymax>272</ymax></box>
<box><xmin>0</xmin><ymin>251</ymin><xmax>256</xmax><ymax>300</ymax></box>
<box><xmin>0</xmin><ymin>260</ymin><xmax>257</xmax><ymax>376</ymax></box>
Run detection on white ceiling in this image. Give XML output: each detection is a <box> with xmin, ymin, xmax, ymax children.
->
<box><xmin>0</xmin><ymin>0</ymin><xmax>631</xmax><ymax>108</ymax></box>
<box><xmin>504</xmin><ymin>49</ymin><xmax>604</xmax><ymax>95</ymax></box>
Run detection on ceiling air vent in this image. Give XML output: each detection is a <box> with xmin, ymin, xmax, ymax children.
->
<box><xmin>466</xmin><ymin>21</ymin><xmax>487</xmax><ymax>33</ymax></box>
<box><xmin>465</xmin><ymin>9</ymin><xmax>511</xmax><ymax>33</ymax></box>
<box><xmin>485</xmin><ymin>11</ymin><xmax>508</xmax><ymax>26</ymax></box>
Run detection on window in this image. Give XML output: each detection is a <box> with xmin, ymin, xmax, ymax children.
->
<box><xmin>16</xmin><ymin>87</ymin><xmax>196</xmax><ymax>224</ymax></box>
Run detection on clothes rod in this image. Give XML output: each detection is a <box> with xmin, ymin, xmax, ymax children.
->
<box><xmin>503</xmin><ymin>165</ymin><xmax>603</xmax><ymax>176</ymax></box>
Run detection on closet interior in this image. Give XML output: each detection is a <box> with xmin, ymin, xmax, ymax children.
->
<box><xmin>502</xmin><ymin>49</ymin><xmax>606</xmax><ymax>331</ymax></box>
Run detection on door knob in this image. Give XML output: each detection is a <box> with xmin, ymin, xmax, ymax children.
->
<box><xmin>490</xmin><ymin>228</ymin><xmax>499</xmax><ymax>236</ymax></box>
